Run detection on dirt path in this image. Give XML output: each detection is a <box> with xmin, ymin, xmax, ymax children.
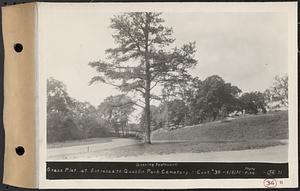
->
<box><xmin>47</xmin><ymin>138</ymin><xmax>141</xmax><ymax>160</ymax></box>
<box><xmin>48</xmin><ymin>138</ymin><xmax>288</xmax><ymax>162</ymax></box>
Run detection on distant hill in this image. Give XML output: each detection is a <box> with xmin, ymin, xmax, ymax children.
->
<box><xmin>152</xmin><ymin>111</ymin><xmax>288</xmax><ymax>141</ymax></box>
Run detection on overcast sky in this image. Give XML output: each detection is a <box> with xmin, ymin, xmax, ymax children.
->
<box><xmin>39</xmin><ymin>4</ymin><xmax>288</xmax><ymax>108</ymax></box>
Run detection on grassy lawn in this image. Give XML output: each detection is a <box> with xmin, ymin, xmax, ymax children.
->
<box><xmin>152</xmin><ymin>111</ymin><xmax>288</xmax><ymax>141</ymax></box>
<box><xmin>48</xmin><ymin>111</ymin><xmax>288</xmax><ymax>158</ymax></box>
<box><xmin>94</xmin><ymin>111</ymin><xmax>288</xmax><ymax>157</ymax></box>
<box><xmin>97</xmin><ymin>140</ymin><xmax>285</xmax><ymax>158</ymax></box>
<box><xmin>47</xmin><ymin>137</ymin><xmax>114</xmax><ymax>149</ymax></box>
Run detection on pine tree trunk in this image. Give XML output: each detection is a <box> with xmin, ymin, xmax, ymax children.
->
<box><xmin>144</xmin><ymin>90</ymin><xmax>151</xmax><ymax>144</ymax></box>
<box><xmin>144</xmin><ymin>12</ymin><xmax>151</xmax><ymax>144</ymax></box>
<box><xmin>144</xmin><ymin>55</ymin><xmax>151</xmax><ymax>144</ymax></box>
<box><xmin>121</xmin><ymin>125</ymin><xmax>124</xmax><ymax>137</ymax></box>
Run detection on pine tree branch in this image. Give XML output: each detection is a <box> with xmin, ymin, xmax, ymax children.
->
<box><xmin>110</xmin><ymin>100</ymin><xmax>144</xmax><ymax>109</ymax></box>
<box><xmin>132</xmin><ymin>102</ymin><xmax>145</xmax><ymax>109</ymax></box>
<box><xmin>150</xmin><ymin>80</ymin><xmax>161</xmax><ymax>90</ymax></box>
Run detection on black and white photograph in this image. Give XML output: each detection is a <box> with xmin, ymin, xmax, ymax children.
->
<box><xmin>45</xmin><ymin>6</ymin><xmax>291</xmax><ymax>164</ymax></box>
<box><xmin>0</xmin><ymin>1</ymin><xmax>296</xmax><ymax>189</ymax></box>
<box><xmin>32</xmin><ymin>2</ymin><xmax>298</xmax><ymax>188</ymax></box>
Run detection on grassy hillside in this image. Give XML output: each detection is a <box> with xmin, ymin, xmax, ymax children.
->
<box><xmin>95</xmin><ymin>111</ymin><xmax>288</xmax><ymax>158</ymax></box>
<box><xmin>152</xmin><ymin>111</ymin><xmax>288</xmax><ymax>141</ymax></box>
<box><xmin>48</xmin><ymin>111</ymin><xmax>288</xmax><ymax>159</ymax></box>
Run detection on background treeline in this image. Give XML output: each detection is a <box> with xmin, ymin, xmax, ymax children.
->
<box><xmin>144</xmin><ymin>74</ymin><xmax>287</xmax><ymax>131</ymax></box>
<box><xmin>47</xmin><ymin>77</ymin><xmax>107</xmax><ymax>143</ymax></box>
<box><xmin>47</xmin><ymin>77</ymin><xmax>138</xmax><ymax>143</ymax></box>
<box><xmin>47</xmin><ymin>74</ymin><xmax>288</xmax><ymax>143</ymax></box>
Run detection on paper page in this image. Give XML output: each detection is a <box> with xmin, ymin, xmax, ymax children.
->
<box><xmin>36</xmin><ymin>2</ymin><xmax>297</xmax><ymax>189</ymax></box>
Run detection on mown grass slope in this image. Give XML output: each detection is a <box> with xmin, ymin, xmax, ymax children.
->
<box><xmin>48</xmin><ymin>111</ymin><xmax>288</xmax><ymax>159</ymax></box>
<box><xmin>152</xmin><ymin>111</ymin><xmax>288</xmax><ymax>141</ymax></box>
<box><xmin>93</xmin><ymin>111</ymin><xmax>288</xmax><ymax>158</ymax></box>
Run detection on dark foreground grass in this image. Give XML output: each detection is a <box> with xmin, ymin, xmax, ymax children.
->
<box><xmin>95</xmin><ymin>140</ymin><xmax>285</xmax><ymax>158</ymax></box>
<box><xmin>152</xmin><ymin>111</ymin><xmax>288</xmax><ymax>141</ymax></box>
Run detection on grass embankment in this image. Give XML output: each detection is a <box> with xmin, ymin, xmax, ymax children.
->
<box><xmin>48</xmin><ymin>111</ymin><xmax>288</xmax><ymax>159</ymax></box>
<box><xmin>100</xmin><ymin>111</ymin><xmax>288</xmax><ymax>157</ymax></box>
<box><xmin>152</xmin><ymin>111</ymin><xmax>288</xmax><ymax>141</ymax></box>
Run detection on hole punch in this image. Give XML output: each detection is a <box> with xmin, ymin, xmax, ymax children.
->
<box><xmin>14</xmin><ymin>43</ymin><xmax>23</xmax><ymax>53</ymax></box>
<box><xmin>15</xmin><ymin>146</ymin><xmax>25</xmax><ymax>156</ymax></box>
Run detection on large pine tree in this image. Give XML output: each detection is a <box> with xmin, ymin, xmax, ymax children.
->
<box><xmin>89</xmin><ymin>12</ymin><xmax>197</xmax><ymax>143</ymax></box>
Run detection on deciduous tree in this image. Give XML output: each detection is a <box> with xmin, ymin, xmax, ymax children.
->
<box><xmin>239</xmin><ymin>91</ymin><xmax>267</xmax><ymax>114</ymax></box>
<box><xmin>191</xmin><ymin>75</ymin><xmax>241</xmax><ymax>121</ymax></box>
<box><xmin>265</xmin><ymin>74</ymin><xmax>288</xmax><ymax>109</ymax></box>
<box><xmin>47</xmin><ymin>77</ymin><xmax>73</xmax><ymax>113</ymax></box>
<box><xmin>97</xmin><ymin>94</ymin><xmax>135</xmax><ymax>137</ymax></box>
